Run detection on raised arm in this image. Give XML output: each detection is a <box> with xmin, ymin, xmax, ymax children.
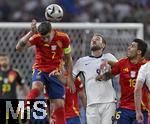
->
<box><xmin>16</xmin><ymin>19</ymin><xmax>37</xmax><ymax>51</ymax></box>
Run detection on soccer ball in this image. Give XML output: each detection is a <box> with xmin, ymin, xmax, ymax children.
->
<box><xmin>45</xmin><ymin>4</ymin><xmax>63</xmax><ymax>22</ymax></box>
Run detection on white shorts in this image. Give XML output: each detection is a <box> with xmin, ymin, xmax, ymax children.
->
<box><xmin>86</xmin><ymin>102</ymin><xmax>116</xmax><ymax>124</ymax></box>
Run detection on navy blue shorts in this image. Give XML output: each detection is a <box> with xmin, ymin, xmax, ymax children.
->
<box><xmin>66</xmin><ymin>116</ymin><xmax>80</xmax><ymax>124</ymax></box>
<box><xmin>32</xmin><ymin>69</ymin><xmax>65</xmax><ymax>99</ymax></box>
<box><xmin>112</xmin><ymin>108</ymin><xmax>148</xmax><ymax>124</ymax></box>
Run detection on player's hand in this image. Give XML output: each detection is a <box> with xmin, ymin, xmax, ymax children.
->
<box><xmin>96</xmin><ymin>74</ymin><xmax>106</xmax><ymax>81</ymax></box>
<box><xmin>49</xmin><ymin>117</ymin><xmax>55</xmax><ymax>124</ymax></box>
<box><xmin>31</xmin><ymin>19</ymin><xmax>37</xmax><ymax>34</ymax></box>
<box><xmin>49</xmin><ymin>70</ymin><xmax>67</xmax><ymax>85</ymax></box>
<box><xmin>56</xmin><ymin>74</ymin><xmax>67</xmax><ymax>85</ymax></box>
<box><xmin>49</xmin><ymin>70</ymin><xmax>61</xmax><ymax>77</ymax></box>
<box><xmin>136</xmin><ymin>111</ymin><xmax>144</xmax><ymax>124</ymax></box>
<box><xmin>100</xmin><ymin>59</ymin><xmax>108</xmax><ymax>70</ymax></box>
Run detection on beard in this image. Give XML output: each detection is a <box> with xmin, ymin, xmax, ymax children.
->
<box><xmin>90</xmin><ymin>46</ymin><xmax>101</xmax><ymax>51</ymax></box>
<box><xmin>1</xmin><ymin>63</ymin><xmax>8</xmax><ymax>69</ymax></box>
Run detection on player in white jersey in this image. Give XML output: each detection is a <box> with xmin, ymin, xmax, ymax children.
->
<box><xmin>134</xmin><ymin>61</ymin><xmax>150</xmax><ymax>123</ymax></box>
<box><xmin>73</xmin><ymin>34</ymin><xmax>118</xmax><ymax>124</ymax></box>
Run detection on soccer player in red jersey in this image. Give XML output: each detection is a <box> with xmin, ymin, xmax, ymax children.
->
<box><xmin>65</xmin><ymin>77</ymin><xmax>86</xmax><ymax>124</ymax></box>
<box><xmin>16</xmin><ymin>19</ymin><xmax>75</xmax><ymax>124</ymax></box>
<box><xmin>97</xmin><ymin>39</ymin><xmax>148</xmax><ymax>124</ymax></box>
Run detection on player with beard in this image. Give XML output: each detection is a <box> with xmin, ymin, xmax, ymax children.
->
<box><xmin>96</xmin><ymin>39</ymin><xmax>149</xmax><ymax>124</ymax></box>
<box><xmin>0</xmin><ymin>53</ymin><xmax>24</xmax><ymax>124</ymax></box>
<box><xmin>73</xmin><ymin>34</ymin><xmax>118</xmax><ymax>124</ymax></box>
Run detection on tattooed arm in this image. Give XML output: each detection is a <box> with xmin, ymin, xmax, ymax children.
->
<box><xmin>16</xmin><ymin>19</ymin><xmax>37</xmax><ymax>51</ymax></box>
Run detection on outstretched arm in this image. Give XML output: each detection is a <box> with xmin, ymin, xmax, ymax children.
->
<box><xmin>108</xmin><ymin>60</ymin><xmax>117</xmax><ymax>67</ymax></box>
<box><xmin>16</xmin><ymin>19</ymin><xmax>37</xmax><ymax>51</ymax></box>
<box><xmin>134</xmin><ymin>79</ymin><xmax>144</xmax><ymax>123</ymax></box>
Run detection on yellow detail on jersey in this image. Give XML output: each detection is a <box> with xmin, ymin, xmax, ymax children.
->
<box><xmin>0</xmin><ymin>76</ymin><xmax>3</xmax><ymax>81</ymax></box>
<box><xmin>44</xmin><ymin>44</ymin><xmax>50</xmax><ymax>47</ymax></box>
<box><xmin>63</xmin><ymin>46</ymin><xmax>71</xmax><ymax>54</ymax></box>
<box><xmin>123</xmin><ymin>67</ymin><xmax>129</xmax><ymax>72</ymax></box>
<box><xmin>72</xmin><ymin>100</ymin><xmax>80</xmax><ymax>116</ymax></box>
<box><xmin>129</xmin><ymin>79</ymin><xmax>136</xmax><ymax>87</ymax></box>
<box><xmin>115</xmin><ymin>111</ymin><xmax>121</xmax><ymax>120</ymax></box>
<box><xmin>2</xmin><ymin>84</ymin><xmax>11</xmax><ymax>93</ymax></box>
<box><xmin>52</xmin><ymin>51</ymin><xmax>56</xmax><ymax>59</ymax></box>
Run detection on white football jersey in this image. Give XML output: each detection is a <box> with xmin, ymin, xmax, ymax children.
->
<box><xmin>73</xmin><ymin>53</ymin><xmax>117</xmax><ymax>106</ymax></box>
<box><xmin>137</xmin><ymin>61</ymin><xmax>150</xmax><ymax>91</ymax></box>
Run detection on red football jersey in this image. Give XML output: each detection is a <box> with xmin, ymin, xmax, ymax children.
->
<box><xmin>29</xmin><ymin>30</ymin><xmax>71</xmax><ymax>73</ymax></box>
<box><xmin>65</xmin><ymin>77</ymin><xmax>84</xmax><ymax>119</ymax></box>
<box><xmin>111</xmin><ymin>57</ymin><xmax>149</xmax><ymax>110</ymax></box>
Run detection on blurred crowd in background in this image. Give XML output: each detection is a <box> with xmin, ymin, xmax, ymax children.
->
<box><xmin>0</xmin><ymin>0</ymin><xmax>150</xmax><ymax>39</ymax></box>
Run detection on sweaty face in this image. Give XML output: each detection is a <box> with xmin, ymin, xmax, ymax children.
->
<box><xmin>127</xmin><ymin>42</ymin><xmax>139</xmax><ymax>59</ymax></box>
<box><xmin>90</xmin><ymin>35</ymin><xmax>105</xmax><ymax>51</ymax></box>
<box><xmin>0</xmin><ymin>56</ymin><xmax>10</xmax><ymax>68</ymax></box>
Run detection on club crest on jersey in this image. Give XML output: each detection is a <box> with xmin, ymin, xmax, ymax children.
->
<box><xmin>51</xmin><ymin>45</ymin><xmax>57</xmax><ymax>51</ymax></box>
<box><xmin>123</xmin><ymin>67</ymin><xmax>129</xmax><ymax>72</ymax></box>
<box><xmin>130</xmin><ymin>71</ymin><xmax>136</xmax><ymax>78</ymax></box>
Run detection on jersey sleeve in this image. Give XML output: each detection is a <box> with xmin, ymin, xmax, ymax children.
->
<box><xmin>137</xmin><ymin>63</ymin><xmax>147</xmax><ymax>84</ymax></box>
<box><xmin>111</xmin><ymin>60</ymin><xmax>121</xmax><ymax>75</ymax></box>
<box><xmin>28</xmin><ymin>34</ymin><xmax>40</xmax><ymax>46</ymax></box>
<box><xmin>107</xmin><ymin>53</ymin><xmax>118</xmax><ymax>62</ymax></box>
<box><xmin>73</xmin><ymin>58</ymin><xmax>82</xmax><ymax>78</ymax></box>
<box><xmin>75</xmin><ymin>77</ymin><xmax>84</xmax><ymax>93</ymax></box>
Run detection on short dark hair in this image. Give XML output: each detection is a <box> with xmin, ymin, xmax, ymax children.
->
<box><xmin>133</xmin><ymin>38</ymin><xmax>147</xmax><ymax>57</ymax></box>
<box><xmin>38</xmin><ymin>21</ymin><xmax>52</xmax><ymax>35</ymax></box>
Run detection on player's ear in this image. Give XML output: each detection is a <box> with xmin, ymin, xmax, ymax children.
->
<box><xmin>137</xmin><ymin>50</ymin><xmax>142</xmax><ymax>55</ymax></box>
<box><xmin>102</xmin><ymin>43</ymin><xmax>106</xmax><ymax>50</ymax></box>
